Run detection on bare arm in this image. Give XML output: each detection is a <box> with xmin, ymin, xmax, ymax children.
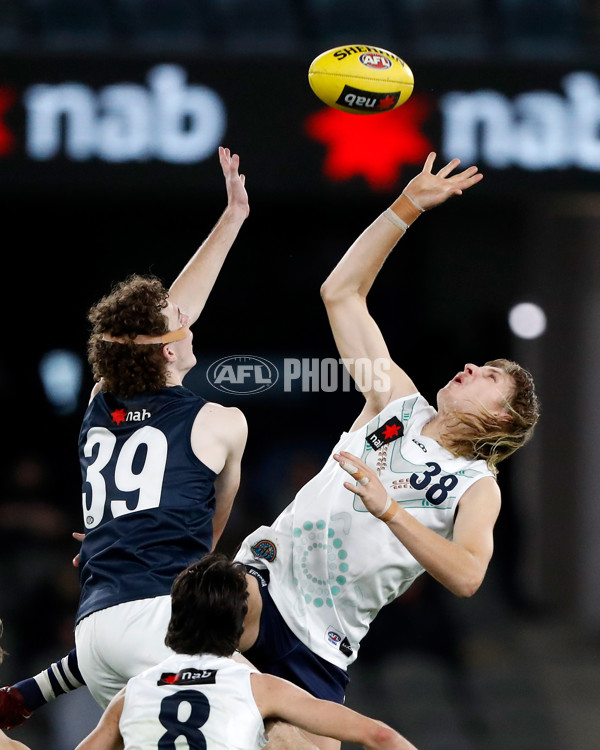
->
<box><xmin>0</xmin><ymin>731</ymin><xmax>29</xmax><ymax>750</ymax></box>
<box><xmin>251</xmin><ymin>674</ymin><xmax>418</xmax><ymax>750</ymax></box>
<box><xmin>333</xmin><ymin>451</ymin><xmax>500</xmax><ymax>598</ymax></box>
<box><xmin>74</xmin><ymin>690</ymin><xmax>125</xmax><ymax>750</ymax></box>
<box><xmin>168</xmin><ymin>147</ymin><xmax>249</xmax><ymax>325</ymax></box>
<box><xmin>320</xmin><ymin>154</ymin><xmax>482</xmax><ymax>420</ymax></box>
<box><xmin>190</xmin><ymin>404</ymin><xmax>248</xmax><ymax>548</ymax></box>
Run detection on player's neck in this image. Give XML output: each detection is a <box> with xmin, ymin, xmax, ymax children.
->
<box><xmin>164</xmin><ymin>369</ymin><xmax>184</xmax><ymax>388</ymax></box>
<box><xmin>421</xmin><ymin>416</ymin><xmax>443</xmax><ymax>443</ymax></box>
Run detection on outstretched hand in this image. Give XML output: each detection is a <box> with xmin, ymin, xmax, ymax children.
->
<box><xmin>219</xmin><ymin>146</ymin><xmax>249</xmax><ymax>219</ymax></box>
<box><xmin>333</xmin><ymin>451</ymin><xmax>389</xmax><ymax>518</ymax></box>
<box><xmin>403</xmin><ymin>152</ymin><xmax>482</xmax><ymax>212</ymax></box>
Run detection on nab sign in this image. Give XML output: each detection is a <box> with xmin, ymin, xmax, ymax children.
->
<box><xmin>23</xmin><ymin>64</ymin><xmax>226</xmax><ymax>163</ymax></box>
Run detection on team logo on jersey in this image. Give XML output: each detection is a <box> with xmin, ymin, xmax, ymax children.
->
<box><xmin>110</xmin><ymin>407</ymin><xmax>152</xmax><ymax>425</ymax></box>
<box><xmin>250</xmin><ymin>539</ymin><xmax>277</xmax><ymax>563</ymax></box>
<box><xmin>366</xmin><ymin>417</ymin><xmax>404</xmax><ymax>450</ymax></box>
<box><xmin>158</xmin><ymin>668</ymin><xmax>217</xmax><ymax>686</ymax></box>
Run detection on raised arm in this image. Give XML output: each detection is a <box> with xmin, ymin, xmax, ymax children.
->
<box><xmin>251</xmin><ymin>673</ymin><xmax>418</xmax><ymax>750</ymax></box>
<box><xmin>168</xmin><ymin>147</ymin><xmax>250</xmax><ymax>325</ymax></box>
<box><xmin>320</xmin><ymin>154</ymin><xmax>482</xmax><ymax>418</ymax></box>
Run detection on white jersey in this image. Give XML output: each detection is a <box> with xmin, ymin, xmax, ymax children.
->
<box><xmin>119</xmin><ymin>653</ymin><xmax>267</xmax><ymax>750</ymax></box>
<box><xmin>236</xmin><ymin>393</ymin><xmax>494</xmax><ymax>669</ymax></box>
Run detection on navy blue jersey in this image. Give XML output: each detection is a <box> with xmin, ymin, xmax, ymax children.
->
<box><xmin>76</xmin><ymin>386</ymin><xmax>216</xmax><ymax>624</ymax></box>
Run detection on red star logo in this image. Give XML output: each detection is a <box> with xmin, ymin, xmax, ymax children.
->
<box><xmin>305</xmin><ymin>95</ymin><xmax>434</xmax><ymax>191</ymax></box>
<box><xmin>163</xmin><ymin>674</ymin><xmax>178</xmax><ymax>684</ymax></box>
<box><xmin>382</xmin><ymin>423</ymin><xmax>401</xmax><ymax>440</ymax></box>
<box><xmin>377</xmin><ymin>95</ymin><xmax>397</xmax><ymax>111</ymax></box>
<box><xmin>111</xmin><ymin>408</ymin><xmax>127</xmax><ymax>425</ymax></box>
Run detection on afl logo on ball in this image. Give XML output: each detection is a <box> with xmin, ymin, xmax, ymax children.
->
<box><xmin>359</xmin><ymin>53</ymin><xmax>392</xmax><ymax>70</ymax></box>
<box><xmin>250</xmin><ymin>539</ymin><xmax>277</xmax><ymax>563</ymax></box>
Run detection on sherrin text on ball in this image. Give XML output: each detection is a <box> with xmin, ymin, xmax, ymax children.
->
<box><xmin>308</xmin><ymin>44</ymin><xmax>414</xmax><ymax>114</ymax></box>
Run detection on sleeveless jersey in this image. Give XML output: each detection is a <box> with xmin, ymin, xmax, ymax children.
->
<box><xmin>119</xmin><ymin>653</ymin><xmax>267</xmax><ymax>750</ymax></box>
<box><xmin>235</xmin><ymin>393</ymin><xmax>494</xmax><ymax>669</ymax></box>
<box><xmin>76</xmin><ymin>386</ymin><xmax>217</xmax><ymax>624</ymax></box>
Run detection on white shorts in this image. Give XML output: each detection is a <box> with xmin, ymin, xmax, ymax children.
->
<box><xmin>75</xmin><ymin>596</ymin><xmax>174</xmax><ymax>709</ymax></box>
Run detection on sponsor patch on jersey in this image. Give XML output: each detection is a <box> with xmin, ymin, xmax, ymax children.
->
<box><xmin>110</xmin><ymin>407</ymin><xmax>152</xmax><ymax>425</ymax></box>
<box><xmin>158</xmin><ymin>668</ymin><xmax>217</xmax><ymax>686</ymax></box>
<box><xmin>250</xmin><ymin>539</ymin><xmax>277</xmax><ymax>563</ymax></box>
<box><xmin>326</xmin><ymin>626</ymin><xmax>353</xmax><ymax>657</ymax></box>
<box><xmin>366</xmin><ymin>417</ymin><xmax>404</xmax><ymax>450</ymax></box>
<box><xmin>326</xmin><ymin>627</ymin><xmax>343</xmax><ymax>647</ymax></box>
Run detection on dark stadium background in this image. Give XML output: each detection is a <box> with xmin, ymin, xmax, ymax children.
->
<box><xmin>1</xmin><ymin>2</ymin><xmax>599</xmax><ymax>748</ymax></box>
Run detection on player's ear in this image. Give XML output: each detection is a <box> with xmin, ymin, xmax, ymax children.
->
<box><xmin>162</xmin><ymin>344</ymin><xmax>177</xmax><ymax>363</ymax></box>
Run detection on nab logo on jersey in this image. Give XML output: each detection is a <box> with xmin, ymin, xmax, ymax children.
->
<box><xmin>366</xmin><ymin>417</ymin><xmax>404</xmax><ymax>450</ymax></box>
<box><xmin>159</xmin><ymin>668</ymin><xmax>217</xmax><ymax>686</ymax></box>
<box><xmin>110</xmin><ymin>408</ymin><xmax>152</xmax><ymax>425</ymax></box>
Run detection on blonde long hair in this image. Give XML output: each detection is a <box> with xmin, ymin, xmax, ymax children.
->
<box><xmin>441</xmin><ymin>359</ymin><xmax>540</xmax><ymax>475</ymax></box>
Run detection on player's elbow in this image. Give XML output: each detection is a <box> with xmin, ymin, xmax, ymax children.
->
<box><xmin>320</xmin><ymin>280</ymin><xmax>363</xmax><ymax>306</ymax></box>
<box><xmin>320</xmin><ymin>279</ymin><xmax>341</xmax><ymax>303</ymax></box>
<box><xmin>363</xmin><ymin>721</ymin><xmax>399</xmax><ymax>749</ymax></box>
<box><xmin>453</xmin><ymin>568</ymin><xmax>486</xmax><ymax>598</ymax></box>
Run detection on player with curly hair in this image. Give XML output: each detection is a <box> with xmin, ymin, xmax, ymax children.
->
<box><xmin>0</xmin><ymin>146</ymin><xmax>250</xmax><ymax>720</ymax></box>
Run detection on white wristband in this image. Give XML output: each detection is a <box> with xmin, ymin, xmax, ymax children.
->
<box><xmin>383</xmin><ymin>208</ymin><xmax>408</xmax><ymax>231</ymax></box>
<box><xmin>378</xmin><ymin>496</ymin><xmax>399</xmax><ymax>523</ymax></box>
<box><xmin>376</xmin><ymin>496</ymin><xmax>393</xmax><ymax>518</ymax></box>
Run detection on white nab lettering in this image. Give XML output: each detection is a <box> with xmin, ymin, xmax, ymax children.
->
<box><xmin>24</xmin><ymin>65</ymin><xmax>226</xmax><ymax>163</ymax></box>
<box><xmin>441</xmin><ymin>72</ymin><xmax>600</xmax><ymax>171</ymax></box>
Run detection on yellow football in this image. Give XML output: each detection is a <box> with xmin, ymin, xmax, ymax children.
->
<box><xmin>308</xmin><ymin>44</ymin><xmax>414</xmax><ymax>115</ymax></box>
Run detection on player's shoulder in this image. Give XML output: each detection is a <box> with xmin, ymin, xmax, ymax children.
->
<box><xmin>460</xmin><ymin>475</ymin><xmax>501</xmax><ymax>507</ymax></box>
<box><xmin>200</xmin><ymin>401</ymin><xmax>246</xmax><ymax>422</ymax></box>
<box><xmin>194</xmin><ymin>402</ymin><xmax>248</xmax><ymax>436</ymax></box>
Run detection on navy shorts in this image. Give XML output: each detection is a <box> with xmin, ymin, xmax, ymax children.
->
<box><xmin>242</xmin><ymin>565</ymin><xmax>349</xmax><ymax>704</ymax></box>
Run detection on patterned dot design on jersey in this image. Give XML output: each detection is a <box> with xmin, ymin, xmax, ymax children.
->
<box><xmin>292</xmin><ymin>520</ymin><xmax>349</xmax><ymax>608</ymax></box>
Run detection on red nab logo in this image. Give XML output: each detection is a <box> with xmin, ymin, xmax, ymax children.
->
<box><xmin>111</xmin><ymin>407</ymin><xmax>152</xmax><ymax>424</ymax></box>
<box><xmin>158</xmin><ymin>669</ymin><xmax>217</xmax><ymax>686</ymax></box>
<box><xmin>366</xmin><ymin>417</ymin><xmax>404</xmax><ymax>451</ymax></box>
<box><xmin>359</xmin><ymin>53</ymin><xmax>392</xmax><ymax>70</ymax></box>
<box><xmin>111</xmin><ymin>408</ymin><xmax>127</xmax><ymax>425</ymax></box>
